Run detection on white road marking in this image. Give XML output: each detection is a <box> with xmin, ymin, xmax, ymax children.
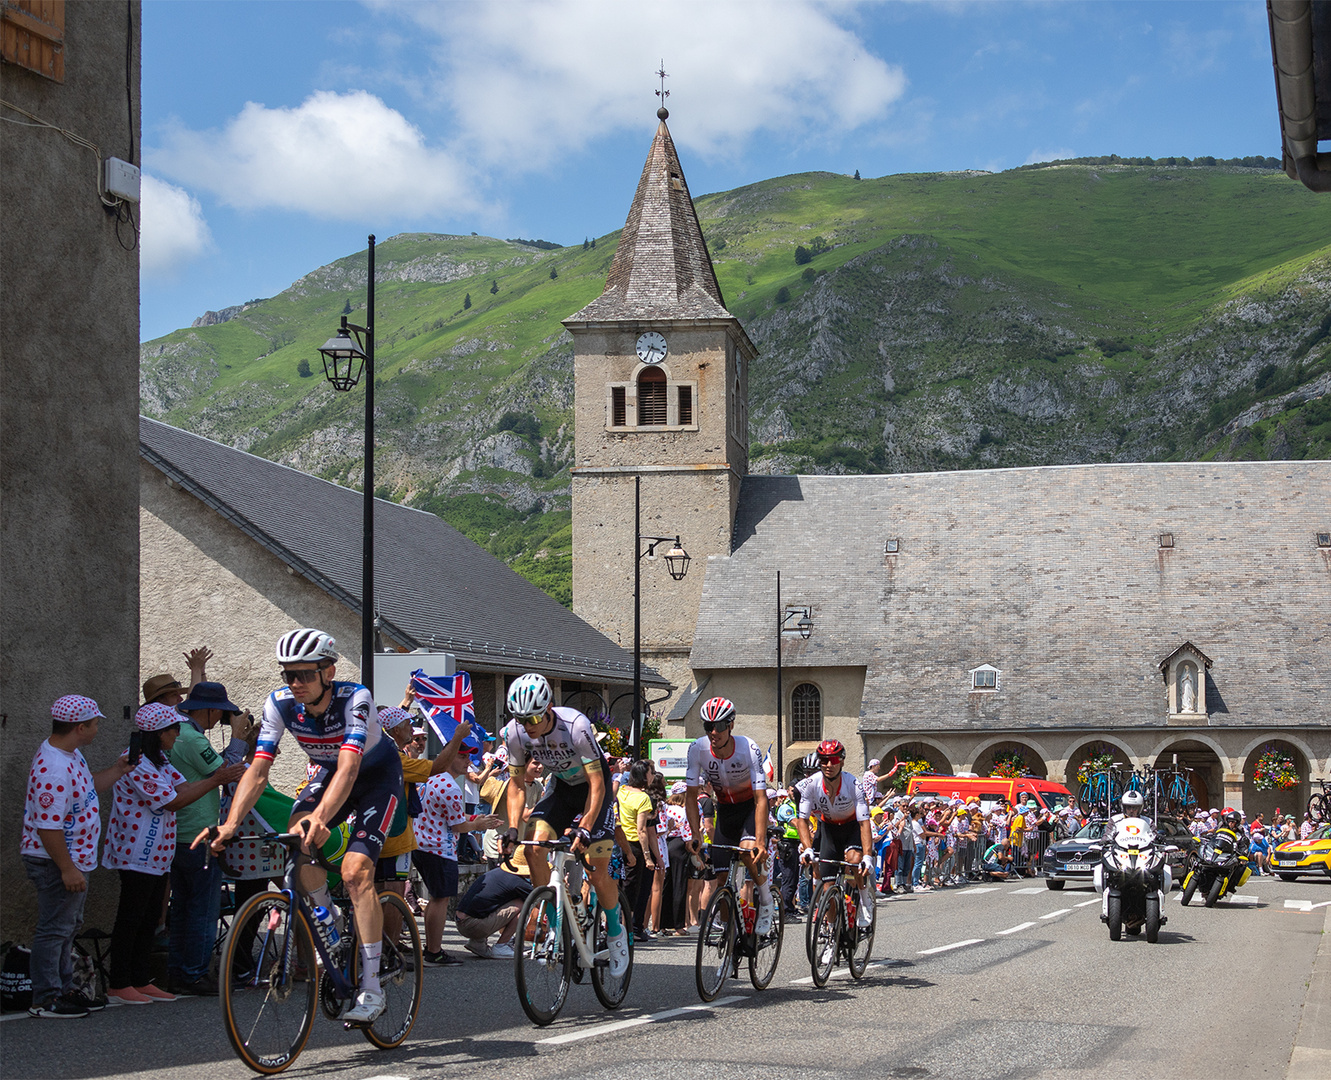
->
<box><xmin>1227</xmin><ymin>894</ymin><xmax>1259</xmax><ymax>905</ymax></box>
<box><xmin>996</xmin><ymin>921</ymin><xmax>1037</xmax><ymax>935</ymax></box>
<box><xmin>1010</xmin><ymin>887</ymin><xmax>1045</xmax><ymax>894</ymax></box>
<box><xmin>918</xmin><ymin>938</ymin><xmax>985</xmax><ymax>955</ymax></box>
<box><xmin>1283</xmin><ymin>899</ymin><xmax>1331</xmax><ymax>912</ymax></box>
<box><xmin>1040</xmin><ymin>908</ymin><xmax>1073</xmax><ymax>919</ymax></box>
<box><xmin>1075</xmin><ymin>899</ymin><xmax>1101</xmax><ymax>908</ymax></box>
<box><xmin>963</xmin><ymin>886</ymin><xmax>999</xmax><ymax>895</ymax></box>
<box><xmin>537</xmin><ymin>994</ymin><xmax>747</xmax><ymax>1045</ymax></box>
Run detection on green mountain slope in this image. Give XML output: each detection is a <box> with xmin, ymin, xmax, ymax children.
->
<box><xmin>141</xmin><ymin>162</ymin><xmax>1331</xmax><ymax>605</ymax></box>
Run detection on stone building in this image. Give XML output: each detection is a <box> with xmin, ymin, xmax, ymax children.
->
<box><xmin>1</xmin><ymin>2</ymin><xmax>143</xmax><ymax>936</ymax></box>
<box><xmin>566</xmin><ymin>112</ymin><xmax>1331</xmax><ymax>818</ymax></box>
<box><xmin>141</xmin><ymin>417</ymin><xmax>664</xmax><ymax>791</ymax></box>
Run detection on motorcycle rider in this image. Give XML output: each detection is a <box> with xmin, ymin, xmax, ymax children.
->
<box><xmin>1214</xmin><ymin>808</ymin><xmax>1251</xmax><ymax>880</ymax></box>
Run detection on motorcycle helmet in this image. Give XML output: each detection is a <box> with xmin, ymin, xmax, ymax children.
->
<box><xmin>1120</xmin><ymin>790</ymin><xmax>1144</xmax><ymax>816</ymax></box>
<box><xmin>1222</xmin><ymin>809</ymin><xmax>1241</xmax><ymax>830</ymax></box>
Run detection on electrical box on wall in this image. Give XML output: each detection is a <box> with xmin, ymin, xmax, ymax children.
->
<box><xmin>102</xmin><ymin>157</ymin><xmax>140</xmax><ymax>203</ymax></box>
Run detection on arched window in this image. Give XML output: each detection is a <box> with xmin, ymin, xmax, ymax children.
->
<box><xmin>637</xmin><ymin>367</ymin><xmax>666</xmax><ymax>426</ymax></box>
<box><xmin>791</xmin><ymin>683</ymin><xmax>822</xmax><ymax>742</ymax></box>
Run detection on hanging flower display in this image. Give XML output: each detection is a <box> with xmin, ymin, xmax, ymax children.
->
<box><xmin>1252</xmin><ymin>746</ymin><xmax>1299</xmax><ymax>791</ymax></box>
<box><xmin>589</xmin><ymin>711</ymin><xmax>627</xmax><ymax>758</ymax></box>
<box><xmin>991</xmin><ymin>750</ymin><xmax>1028</xmax><ymax>779</ymax></box>
<box><xmin>891</xmin><ymin>759</ymin><xmax>934</xmax><ymax>792</ymax></box>
<box><xmin>1077</xmin><ymin>752</ymin><xmax>1116</xmax><ymax>785</ymax></box>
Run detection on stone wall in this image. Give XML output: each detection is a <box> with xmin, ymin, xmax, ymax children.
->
<box><xmin>1</xmin><ymin>2</ymin><xmax>143</xmax><ymax>937</ymax></box>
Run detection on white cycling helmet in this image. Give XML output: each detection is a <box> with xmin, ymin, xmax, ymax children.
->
<box><xmin>507</xmin><ymin>673</ymin><xmax>552</xmax><ymax>716</ymax></box>
<box><xmin>276</xmin><ymin>628</ymin><xmax>339</xmax><ymax>664</ymax></box>
<box><xmin>1121</xmin><ymin>790</ymin><xmax>1144</xmax><ymax>816</ymax></box>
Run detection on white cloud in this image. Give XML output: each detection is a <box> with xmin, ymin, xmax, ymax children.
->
<box><xmin>1024</xmin><ymin>147</ymin><xmax>1076</xmax><ymax>166</ymax></box>
<box><xmin>399</xmin><ymin>0</ymin><xmax>907</xmax><ymax>165</ymax></box>
<box><xmin>138</xmin><ymin>174</ymin><xmax>212</xmax><ymax>279</ymax></box>
<box><xmin>148</xmin><ymin>90</ymin><xmax>480</xmax><ymax>220</ymax></box>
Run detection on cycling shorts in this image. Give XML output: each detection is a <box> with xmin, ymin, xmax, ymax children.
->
<box><xmin>528</xmin><ymin>771</ymin><xmax>614</xmax><ymax>858</ymax></box>
<box><xmin>710</xmin><ymin>799</ymin><xmax>758</xmax><ymax>868</ymax></box>
<box><xmin>291</xmin><ymin>741</ymin><xmax>404</xmax><ymax>864</ymax></box>
<box><xmin>817</xmin><ymin>818</ymin><xmax>864</xmax><ymax>866</ymax></box>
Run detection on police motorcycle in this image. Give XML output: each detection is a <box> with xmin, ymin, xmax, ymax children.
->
<box><xmin>1180</xmin><ymin>809</ymin><xmax>1251</xmax><ymax>908</ymax></box>
<box><xmin>1092</xmin><ymin>791</ymin><xmax>1172</xmax><ymax>943</ymax></box>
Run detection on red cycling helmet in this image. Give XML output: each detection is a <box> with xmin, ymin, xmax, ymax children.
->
<box><xmin>816</xmin><ymin>739</ymin><xmax>846</xmax><ymax>762</ymax></box>
<box><xmin>699</xmin><ymin>697</ymin><xmax>736</xmax><ymax>727</ymax></box>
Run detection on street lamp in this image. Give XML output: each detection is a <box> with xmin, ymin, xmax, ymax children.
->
<box><xmin>632</xmin><ymin>474</ymin><xmax>689</xmax><ymax>758</ymax></box>
<box><xmin>317</xmin><ymin>234</ymin><xmax>376</xmax><ymax>692</ymax></box>
<box><xmin>774</xmin><ymin>569</ymin><xmax>813</xmax><ymax>786</ymax></box>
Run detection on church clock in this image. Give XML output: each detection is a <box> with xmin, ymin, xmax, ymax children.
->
<box><xmin>635</xmin><ymin>331</ymin><xmax>668</xmax><ymax>364</ymax></box>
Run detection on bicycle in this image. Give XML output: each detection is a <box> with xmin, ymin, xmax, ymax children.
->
<box><xmin>508</xmin><ymin>837</ymin><xmax>632</xmax><ymax>1026</ymax></box>
<box><xmin>217</xmin><ymin>833</ymin><xmax>422</xmax><ymax>1074</ymax></box>
<box><xmin>1308</xmin><ymin>778</ymin><xmax>1331</xmax><ymax>824</ymax></box>
<box><xmin>695</xmin><ymin>844</ymin><xmax>784</xmax><ymax>1002</ymax></box>
<box><xmin>808</xmin><ymin>859</ymin><xmax>876</xmax><ymax>987</ymax></box>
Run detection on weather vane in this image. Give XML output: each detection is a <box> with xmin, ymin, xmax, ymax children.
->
<box><xmin>655</xmin><ymin>61</ymin><xmax>670</xmax><ymax>114</ymax></box>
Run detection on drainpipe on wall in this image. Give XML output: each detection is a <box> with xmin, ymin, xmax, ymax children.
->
<box><xmin>1269</xmin><ymin>0</ymin><xmax>1331</xmax><ymax>192</ymax></box>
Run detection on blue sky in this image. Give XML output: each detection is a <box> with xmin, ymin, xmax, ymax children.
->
<box><xmin>140</xmin><ymin>0</ymin><xmax>1279</xmax><ymax>341</ymax></box>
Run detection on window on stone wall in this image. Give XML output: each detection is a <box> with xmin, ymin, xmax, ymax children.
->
<box><xmin>611</xmin><ymin>386</ymin><xmax>626</xmax><ymax>427</ymax></box>
<box><xmin>678</xmin><ymin>385</ymin><xmax>692</xmax><ymax>426</ymax></box>
<box><xmin>1</xmin><ymin>1</ymin><xmax>65</xmax><ymax>82</ymax></box>
<box><xmin>791</xmin><ymin>683</ymin><xmax>822</xmax><ymax>742</ymax></box>
<box><xmin>637</xmin><ymin>367</ymin><xmax>667</xmax><ymax>426</ymax></box>
<box><xmin>971</xmin><ymin>665</ymin><xmax>999</xmax><ymax>690</ymax></box>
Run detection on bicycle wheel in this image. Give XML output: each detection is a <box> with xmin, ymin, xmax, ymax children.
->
<box><xmin>361</xmin><ymin>891</ymin><xmax>423</xmax><ymax>1049</ymax></box>
<box><xmin>1309</xmin><ymin>792</ymin><xmax>1329</xmax><ymax>824</ymax></box>
<box><xmin>809</xmin><ymin>887</ymin><xmax>842</xmax><ymax>988</ymax></box>
<box><xmin>848</xmin><ymin>889</ymin><xmax>876</xmax><ymax>979</ymax></box>
<box><xmin>805</xmin><ymin>877</ymin><xmax>831</xmax><ymax>962</ymax></box>
<box><xmin>590</xmin><ymin>898</ymin><xmax>633</xmax><ymax>1010</ymax></box>
<box><xmin>515</xmin><ymin>886</ymin><xmax>571</xmax><ymax>1026</ymax></box>
<box><xmin>220</xmin><ymin>891</ymin><xmax>318</xmax><ymax>1075</ymax></box>
<box><xmin>748</xmin><ymin>901</ymin><xmax>784</xmax><ymax>990</ymax></box>
<box><xmin>695</xmin><ymin>886</ymin><xmax>736</xmax><ymax>1002</ymax></box>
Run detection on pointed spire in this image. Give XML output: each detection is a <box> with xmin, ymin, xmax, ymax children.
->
<box><xmin>566</xmin><ymin>115</ymin><xmax>731</xmax><ymax>323</ymax></box>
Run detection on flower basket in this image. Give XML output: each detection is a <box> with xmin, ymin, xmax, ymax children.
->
<box><xmin>991</xmin><ymin>750</ymin><xmax>1027</xmax><ymax>779</ymax></box>
<box><xmin>1252</xmin><ymin>747</ymin><xmax>1299</xmax><ymax>791</ymax></box>
<box><xmin>891</xmin><ymin>759</ymin><xmax>933</xmax><ymax>793</ymax></box>
<box><xmin>1077</xmin><ymin>752</ymin><xmax>1116</xmax><ymax>785</ymax></box>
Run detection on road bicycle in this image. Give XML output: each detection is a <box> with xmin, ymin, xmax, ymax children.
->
<box><xmin>508</xmin><ymin>837</ymin><xmax>632</xmax><ymax>1026</ymax></box>
<box><xmin>1308</xmin><ymin>778</ymin><xmax>1331</xmax><ymax>824</ymax></box>
<box><xmin>217</xmin><ymin>833</ymin><xmax>422</xmax><ymax>1074</ymax></box>
<box><xmin>695</xmin><ymin>844</ymin><xmax>784</xmax><ymax>1002</ymax></box>
<box><xmin>808</xmin><ymin>859</ymin><xmax>876</xmax><ymax>987</ymax></box>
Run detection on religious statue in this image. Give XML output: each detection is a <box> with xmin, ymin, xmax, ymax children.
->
<box><xmin>1180</xmin><ymin>666</ymin><xmax>1197</xmax><ymax>713</ymax></box>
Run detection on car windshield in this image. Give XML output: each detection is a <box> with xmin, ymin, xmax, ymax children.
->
<box><xmin>1316</xmin><ymin>824</ymin><xmax>1331</xmax><ymax>842</ymax></box>
<box><xmin>1074</xmin><ymin>821</ymin><xmax>1107</xmax><ymax>841</ymax></box>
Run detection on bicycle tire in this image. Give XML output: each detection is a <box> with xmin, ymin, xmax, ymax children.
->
<box><xmin>848</xmin><ymin>889</ymin><xmax>876</xmax><ymax>979</ymax></box>
<box><xmin>362</xmin><ymin>891</ymin><xmax>423</xmax><ymax>1049</ymax></box>
<box><xmin>809</xmin><ymin>886</ymin><xmax>842</xmax><ymax>987</ymax></box>
<box><xmin>748</xmin><ymin>901</ymin><xmax>784</xmax><ymax>990</ymax></box>
<box><xmin>695</xmin><ymin>886</ymin><xmax>736</xmax><ymax>1002</ymax></box>
<box><xmin>1308</xmin><ymin>792</ymin><xmax>1329</xmax><ymax>824</ymax></box>
<box><xmin>805</xmin><ymin>877</ymin><xmax>832</xmax><ymax>963</ymax></box>
<box><xmin>515</xmin><ymin>886</ymin><xmax>571</xmax><ymax>1026</ymax></box>
<box><xmin>220</xmin><ymin>891</ymin><xmax>318</xmax><ymax>1075</ymax></box>
<box><xmin>589</xmin><ymin>898</ymin><xmax>633</xmax><ymax>1010</ymax></box>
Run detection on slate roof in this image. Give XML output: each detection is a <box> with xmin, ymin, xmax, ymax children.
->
<box><xmin>565</xmin><ymin>116</ymin><xmax>734</xmax><ymax>325</ymax></box>
<box><xmin>689</xmin><ymin>462</ymin><xmax>1331</xmax><ymax>732</ymax></box>
<box><xmin>140</xmin><ymin>417</ymin><xmax>667</xmax><ymax>687</ymax></box>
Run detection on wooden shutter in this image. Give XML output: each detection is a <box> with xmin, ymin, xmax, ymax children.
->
<box><xmin>1</xmin><ymin>1</ymin><xmax>65</xmax><ymax>82</ymax></box>
<box><xmin>678</xmin><ymin>385</ymin><xmax>692</xmax><ymax>426</ymax></box>
<box><xmin>611</xmin><ymin>386</ymin><xmax>626</xmax><ymax>427</ymax></box>
<box><xmin>637</xmin><ymin>367</ymin><xmax>666</xmax><ymax>426</ymax></box>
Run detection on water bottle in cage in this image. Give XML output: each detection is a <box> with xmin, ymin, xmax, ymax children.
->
<box><xmin>312</xmin><ymin>905</ymin><xmax>341</xmax><ymax>955</ymax></box>
<box><xmin>845</xmin><ymin>893</ymin><xmax>856</xmax><ymax>926</ymax></box>
<box><xmin>740</xmin><ymin>897</ymin><xmax>756</xmax><ymax>935</ymax></box>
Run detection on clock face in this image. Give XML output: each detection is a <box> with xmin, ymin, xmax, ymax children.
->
<box><xmin>636</xmin><ymin>331</ymin><xmax>668</xmax><ymax>365</ymax></box>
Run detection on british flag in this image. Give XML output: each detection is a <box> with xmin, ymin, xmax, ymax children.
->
<box><xmin>410</xmin><ymin>669</ymin><xmax>488</xmax><ymax>753</ymax></box>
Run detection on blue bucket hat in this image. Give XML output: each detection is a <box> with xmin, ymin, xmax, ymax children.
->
<box><xmin>178</xmin><ymin>681</ymin><xmax>240</xmax><ymax>713</ymax></box>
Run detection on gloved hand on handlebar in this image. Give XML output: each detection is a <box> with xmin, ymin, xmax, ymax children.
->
<box><xmin>799</xmin><ymin>846</ymin><xmax>815</xmax><ymax>865</ymax></box>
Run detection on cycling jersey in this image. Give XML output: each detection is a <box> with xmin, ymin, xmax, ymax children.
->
<box><xmin>502</xmin><ymin>706</ymin><xmax>606</xmax><ymax>786</ymax></box>
<box><xmin>796</xmin><ymin>771</ymin><xmax>870</xmax><ymax>826</ymax></box>
<box><xmin>254</xmin><ymin>682</ymin><xmax>382</xmax><ymax>767</ymax></box>
<box><xmin>684</xmin><ymin>734</ymin><xmax>765</xmax><ymax>805</ymax></box>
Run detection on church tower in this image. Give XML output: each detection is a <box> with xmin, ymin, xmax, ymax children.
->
<box><xmin>564</xmin><ymin>107</ymin><xmax>757</xmax><ymax>722</ymax></box>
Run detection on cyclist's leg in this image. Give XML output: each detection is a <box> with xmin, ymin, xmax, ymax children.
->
<box><xmin>342</xmin><ymin>851</ymin><xmax>382</xmax><ymax>971</ymax></box>
<box><xmin>524</xmin><ymin>820</ymin><xmax>557</xmax><ymax>889</ymax></box>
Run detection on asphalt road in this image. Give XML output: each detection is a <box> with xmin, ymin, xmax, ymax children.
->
<box><xmin>4</xmin><ymin>873</ymin><xmax>1329</xmax><ymax>1080</ymax></box>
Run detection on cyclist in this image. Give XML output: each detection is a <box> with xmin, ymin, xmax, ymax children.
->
<box><xmin>794</xmin><ymin>740</ymin><xmax>875</xmax><ymax>929</ymax></box>
<box><xmin>196</xmin><ymin>628</ymin><xmax>402</xmax><ymax>1025</ymax></box>
<box><xmin>497</xmin><ymin>673</ymin><xmax>630</xmax><ymax>977</ymax></box>
<box><xmin>683</xmin><ymin>697</ymin><xmax>775</xmax><ymax>936</ymax></box>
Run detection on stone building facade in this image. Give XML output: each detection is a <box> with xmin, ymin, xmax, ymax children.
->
<box><xmin>1</xmin><ymin>2</ymin><xmax>143</xmax><ymax>936</ymax></box>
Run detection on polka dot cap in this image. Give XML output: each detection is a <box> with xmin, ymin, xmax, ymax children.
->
<box><xmin>135</xmin><ymin>701</ymin><xmax>181</xmax><ymax>731</ymax></box>
<box><xmin>51</xmin><ymin>695</ymin><xmax>103</xmax><ymax>724</ymax></box>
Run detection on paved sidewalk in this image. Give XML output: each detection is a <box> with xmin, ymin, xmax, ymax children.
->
<box><xmin>1288</xmin><ymin>903</ymin><xmax>1331</xmax><ymax>1079</ymax></box>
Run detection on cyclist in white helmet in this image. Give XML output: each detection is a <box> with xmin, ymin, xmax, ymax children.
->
<box><xmin>197</xmin><ymin>628</ymin><xmax>401</xmax><ymax>1025</ymax></box>
<box><xmin>498</xmin><ymin>673</ymin><xmax>630</xmax><ymax>976</ymax></box>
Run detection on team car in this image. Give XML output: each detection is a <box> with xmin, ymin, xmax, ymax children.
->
<box><xmin>1269</xmin><ymin>823</ymin><xmax>1331</xmax><ymax>880</ymax></box>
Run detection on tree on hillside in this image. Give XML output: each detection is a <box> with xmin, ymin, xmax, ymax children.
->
<box><xmin>854</xmin><ymin>169</ymin><xmax>861</xmax><ymax>180</ymax></box>
<box><xmin>490</xmin><ymin>279</ymin><xmax>499</xmax><ymax>295</ymax></box>
<box><xmin>297</xmin><ymin>358</ymin><xmax>312</xmax><ymax>378</ymax></box>
<box><xmin>775</xmin><ymin>286</ymin><xmax>791</xmax><ymax>304</ymax></box>
<box><xmin>464</xmin><ymin>292</ymin><xmax>471</xmax><ymax>310</ymax></box>
<box><xmin>583</xmin><ymin>238</ymin><xmax>589</xmax><ymax>249</ymax></box>
<box><xmin>590</xmin><ymin>238</ymin><xmax>595</xmax><ymax>249</ymax></box>
<box><xmin>794</xmin><ymin>245</ymin><xmax>811</xmax><ymax>265</ymax></box>
<box><xmin>549</xmin><ymin>267</ymin><xmax>558</xmax><ymax>279</ymax></box>
<box><xmin>342</xmin><ymin>298</ymin><xmax>352</xmax><ymax>315</ymax></box>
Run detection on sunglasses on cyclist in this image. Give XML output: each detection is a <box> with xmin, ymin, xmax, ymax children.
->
<box><xmin>280</xmin><ymin>664</ymin><xmax>329</xmax><ymax>685</ymax></box>
<box><xmin>516</xmin><ymin>712</ymin><xmax>547</xmax><ymax>726</ymax></box>
<box><xmin>702</xmin><ymin>719</ymin><xmax>732</xmax><ymax>733</ymax></box>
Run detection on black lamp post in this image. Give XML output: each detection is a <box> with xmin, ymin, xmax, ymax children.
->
<box><xmin>317</xmin><ymin>234</ymin><xmax>376</xmax><ymax>692</ymax></box>
<box><xmin>774</xmin><ymin>569</ymin><xmax>813</xmax><ymax>786</ymax></box>
<box><xmin>632</xmin><ymin>474</ymin><xmax>689</xmax><ymax>759</ymax></box>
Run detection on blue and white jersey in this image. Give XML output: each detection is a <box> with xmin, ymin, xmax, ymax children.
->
<box><xmin>255</xmin><ymin>681</ymin><xmax>383</xmax><ymax>768</ymax></box>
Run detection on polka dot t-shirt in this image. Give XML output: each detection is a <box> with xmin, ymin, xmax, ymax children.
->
<box><xmin>21</xmin><ymin>741</ymin><xmax>101</xmax><ymax>873</ymax></box>
<box><xmin>415</xmin><ymin>773</ymin><xmax>468</xmax><ymax>860</ymax></box>
<box><xmin>102</xmin><ymin>754</ymin><xmax>186</xmax><ymax>874</ymax></box>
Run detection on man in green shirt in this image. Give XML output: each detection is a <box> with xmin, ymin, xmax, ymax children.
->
<box><xmin>168</xmin><ymin>681</ymin><xmax>246</xmax><ymax>995</ymax></box>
